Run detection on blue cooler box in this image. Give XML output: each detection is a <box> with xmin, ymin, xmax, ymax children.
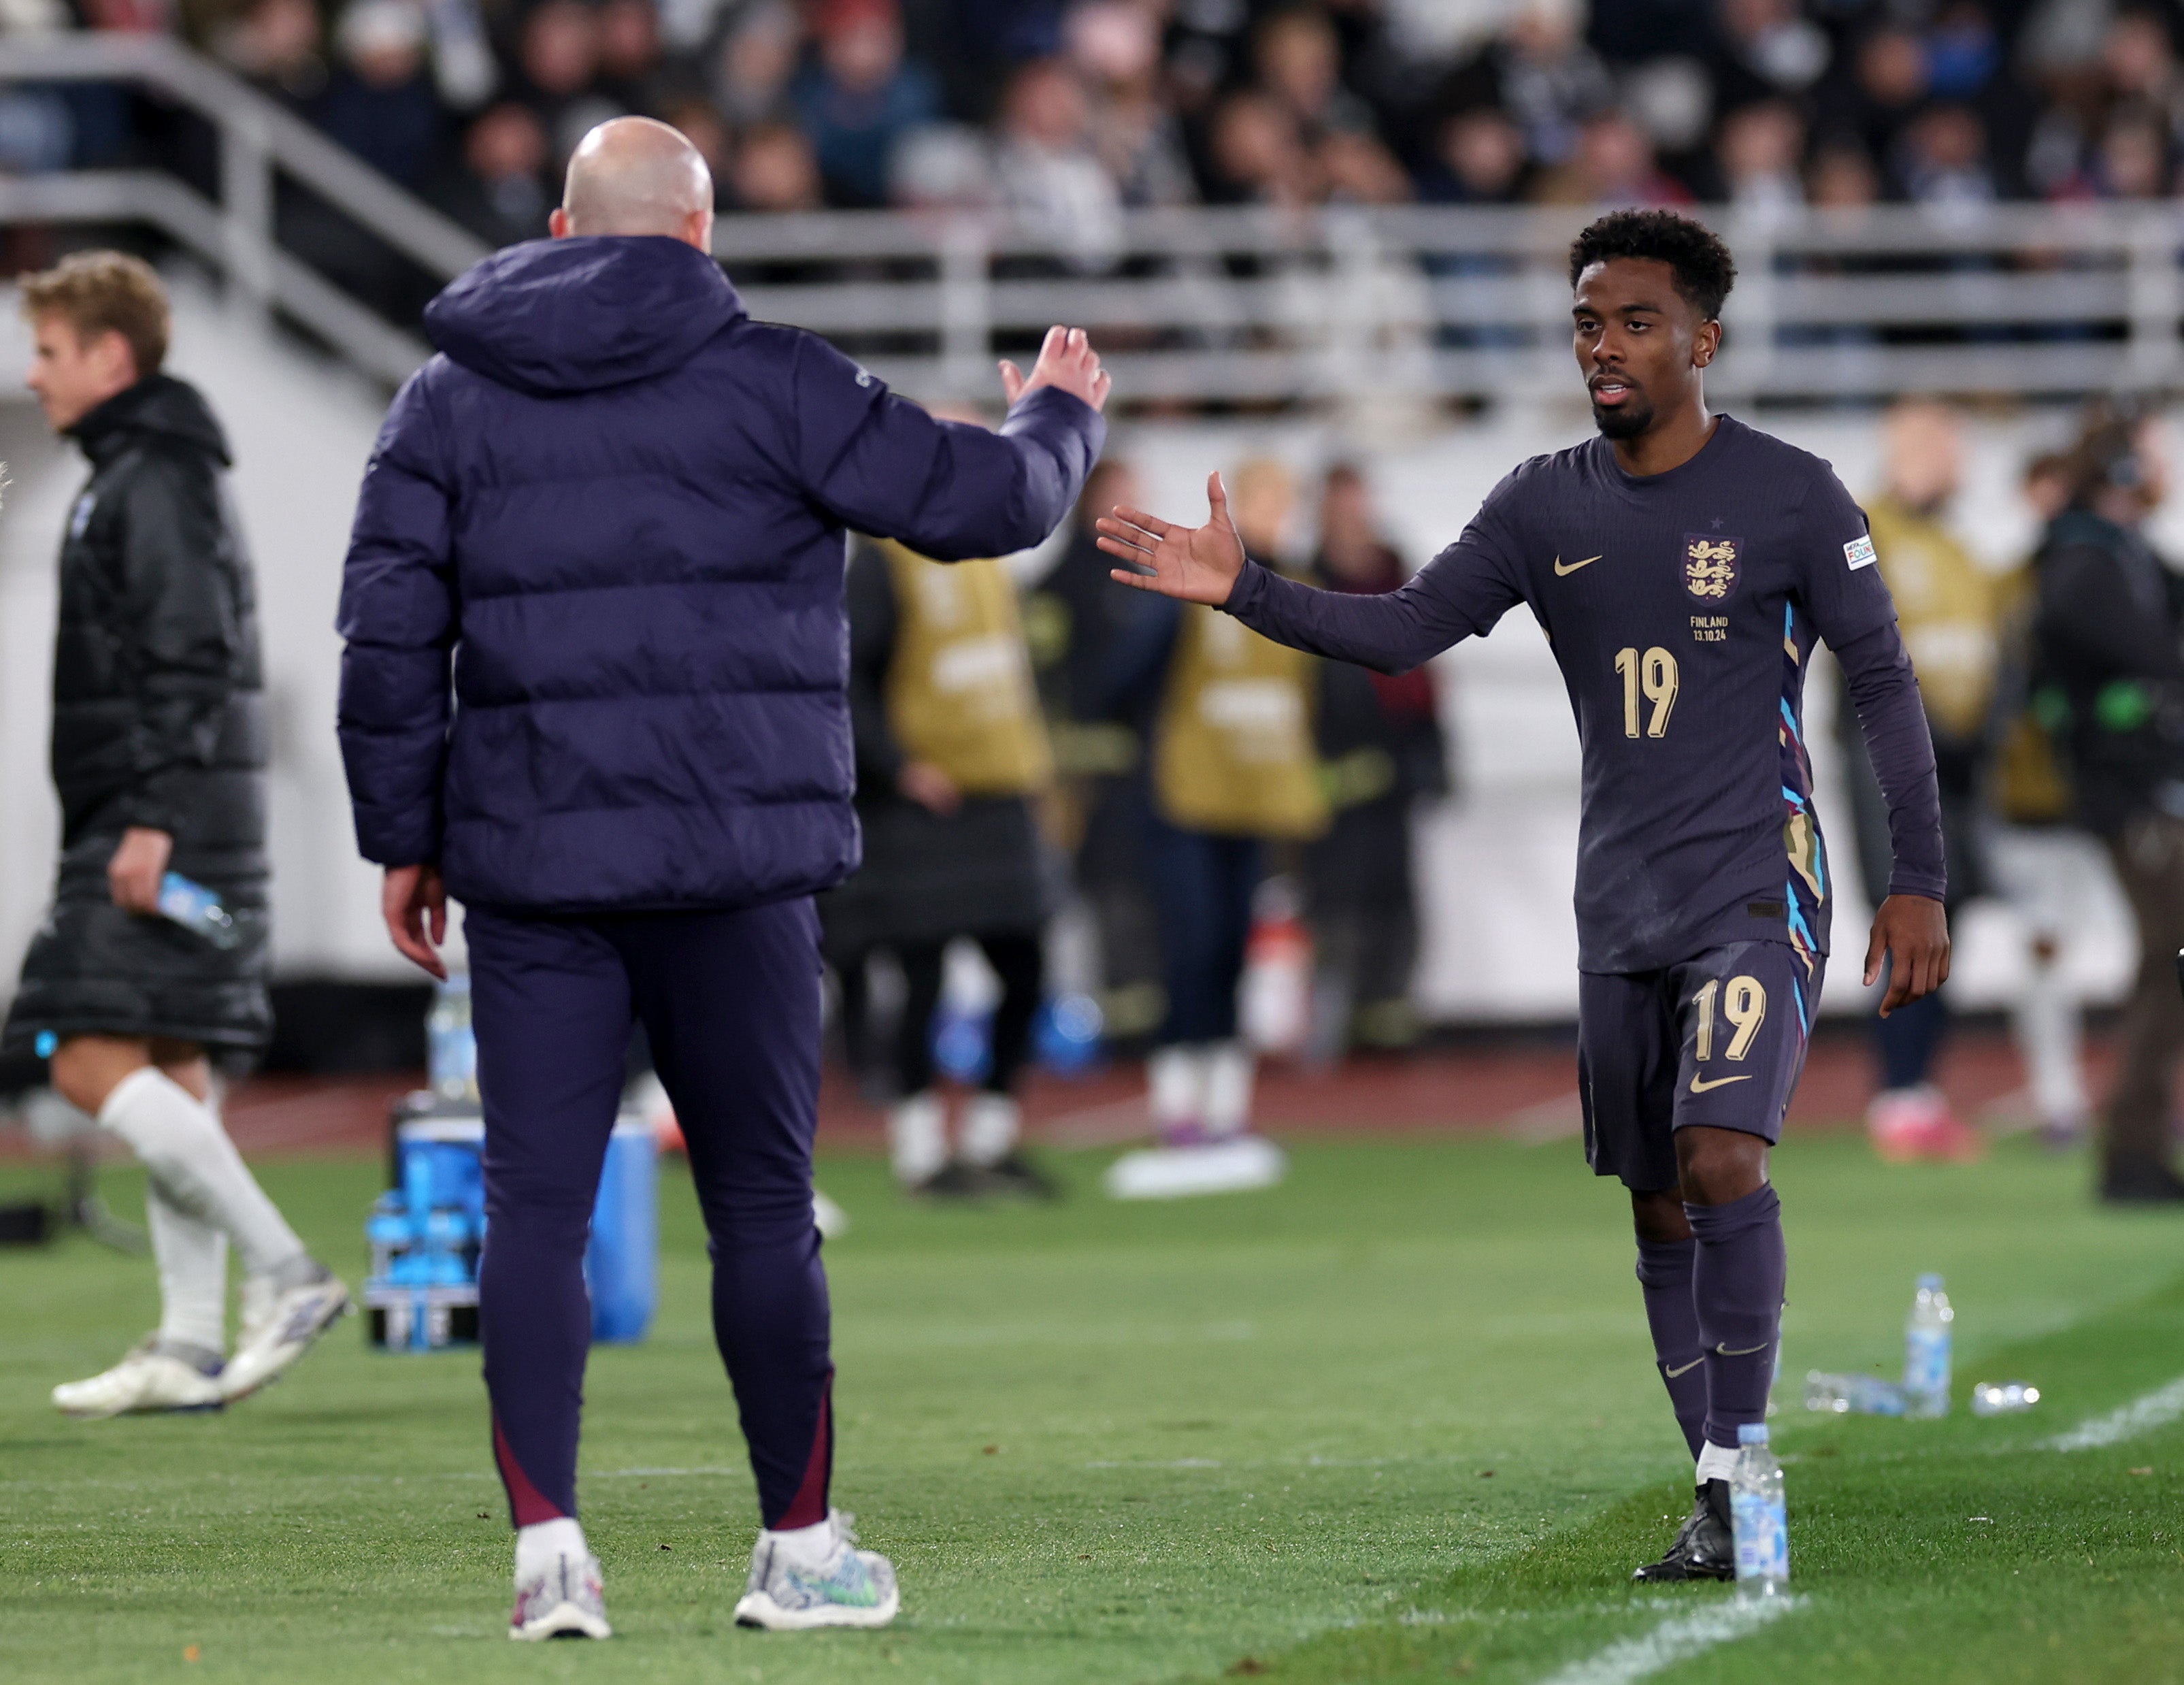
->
<box><xmin>367</xmin><ymin>1107</ymin><xmax>659</xmax><ymax>1349</ymax></box>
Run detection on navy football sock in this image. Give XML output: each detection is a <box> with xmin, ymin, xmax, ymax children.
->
<box><xmin>1685</xmin><ymin>1183</ymin><xmax>1786</xmax><ymax>1450</ymax></box>
<box><xmin>1635</xmin><ymin>1236</ymin><xmax>1707</xmax><ymax>1460</ymax></box>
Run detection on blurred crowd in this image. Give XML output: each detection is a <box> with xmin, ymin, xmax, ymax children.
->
<box><xmin>13</xmin><ymin>0</ymin><xmax>2184</xmax><ymax>257</ymax></box>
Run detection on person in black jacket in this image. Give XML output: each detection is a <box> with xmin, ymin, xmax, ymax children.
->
<box><xmin>1</xmin><ymin>253</ymin><xmax>346</xmax><ymax>1416</ymax></box>
<box><xmin>2032</xmin><ymin>413</ymin><xmax>2184</xmax><ymax>1203</ymax></box>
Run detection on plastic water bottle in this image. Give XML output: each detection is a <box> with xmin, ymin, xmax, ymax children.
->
<box><xmin>1804</xmin><ymin>1370</ymin><xmax>1908</xmax><ymax>1416</ymax></box>
<box><xmin>157</xmin><ymin>872</ymin><xmax>240</xmax><ymax>949</ymax></box>
<box><xmin>1730</xmin><ymin>1422</ymin><xmax>1789</xmax><ymax>1599</ymax></box>
<box><xmin>1904</xmin><ymin>1274</ymin><xmax>1953</xmax><ymax>1418</ymax></box>
<box><xmin>427</xmin><ymin>974</ymin><xmax>478</xmax><ymax>1105</ymax></box>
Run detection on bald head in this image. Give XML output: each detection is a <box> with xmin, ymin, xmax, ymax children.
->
<box><xmin>555</xmin><ymin>117</ymin><xmax>714</xmax><ymax>245</ymax></box>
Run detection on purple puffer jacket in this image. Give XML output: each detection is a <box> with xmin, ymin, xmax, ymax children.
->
<box><xmin>336</xmin><ymin>235</ymin><xmax>1102</xmax><ymax>911</ymax></box>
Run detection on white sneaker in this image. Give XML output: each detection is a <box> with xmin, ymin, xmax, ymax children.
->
<box><xmin>733</xmin><ymin>1509</ymin><xmax>899</xmax><ymax>1631</ymax></box>
<box><xmin>510</xmin><ymin>1552</ymin><xmax>612</xmax><ymax>1641</ymax></box>
<box><xmin>221</xmin><ymin>1271</ymin><xmax>350</xmax><ymax>1402</ymax></box>
<box><xmin>52</xmin><ymin>1340</ymin><xmax>225</xmax><ymax>1419</ymax></box>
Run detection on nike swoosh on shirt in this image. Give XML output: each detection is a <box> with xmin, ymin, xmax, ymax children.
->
<box><xmin>1689</xmin><ymin>1074</ymin><xmax>1754</xmax><ymax>1094</ymax></box>
<box><xmin>1664</xmin><ymin>1358</ymin><xmax>1705</xmax><ymax>1379</ymax></box>
<box><xmin>1553</xmin><ymin>553</ymin><xmax>1604</xmax><ymax>576</ymax></box>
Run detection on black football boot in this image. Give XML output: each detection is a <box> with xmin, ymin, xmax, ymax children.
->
<box><xmin>1632</xmin><ymin>1479</ymin><xmax>1735</xmax><ymax>1582</ymax></box>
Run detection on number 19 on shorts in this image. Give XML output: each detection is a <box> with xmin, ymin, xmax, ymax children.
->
<box><xmin>1615</xmin><ymin>647</ymin><xmax>1680</xmax><ymax>738</ymax></box>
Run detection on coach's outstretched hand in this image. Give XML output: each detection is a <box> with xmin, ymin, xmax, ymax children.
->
<box><xmin>1865</xmin><ymin>893</ymin><xmax>1949</xmax><ymax>1017</ymax></box>
<box><xmin>999</xmin><ymin>325</ymin><xmax>1111</xmax><ymax>412</ymax></box>
<box><xmin>1094</xmin><ymin>472</ymin><xmax>1247</xmax><ymax>606</ymax></box>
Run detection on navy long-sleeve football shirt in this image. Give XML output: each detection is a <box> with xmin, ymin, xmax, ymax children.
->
<box><xmin>1222</xmin><ymin>416</ymin><xmax>1947</xmax><ymax>979</ymax></box>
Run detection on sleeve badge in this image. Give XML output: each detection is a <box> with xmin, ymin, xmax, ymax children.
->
<box><xmin>1843</xmin><ymin>534</ymin><xmax>1877</xmax><ymax>570</ymax></box>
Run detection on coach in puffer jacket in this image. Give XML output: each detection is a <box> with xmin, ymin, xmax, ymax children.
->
<box><xmin>3</xmin><ymin>374</ymin><xmax>270</xmax><ymax>1056</ymax></box>
<box><xmin>339</xmin><ymin>237</ymin><xmax>1102</xmax><ymax>912</ymax></box>
<box><xmin>335</xmin><ymin>119</ymin><xmax>1105</xmax><ymax>1626</ymax></box>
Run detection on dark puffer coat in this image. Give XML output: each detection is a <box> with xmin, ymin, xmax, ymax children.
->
<box><xmin>337</xmin><ymin>235</ymin><xmax>1102</xmax><ymax>911</ymax></box>
<box><xmin>2</xmin><ymin>376</ymin><xmax>271</xmax><ymax>1054</ymax></box>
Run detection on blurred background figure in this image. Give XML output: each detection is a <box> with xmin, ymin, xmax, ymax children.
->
<box><xmin>792</xmin><ymin>0</ymin><xmax>938</xmax><ymax>208</ymax></box>
<box><xmin>1842</xmin><ymin>399</ymin><xmax>1996</xmax><ymax>1164</ymax></box>
<box><xmin>1029</xmin><ymin>457</ymin><xmax>1165</xmax><ymax>1046</ymax></box>
<box><xmin>1101</xmin><ymin>459</ymin><xmax>1328</xmax><ymax>1151</ymax></box>
<box><xmin>1302</xmin><ymin>463</ymin><xmax>1446</xmax><ymax>1064</ymax></box>
<box><xmin>2030</xmin><ymin>412</ymin><xmax>2184</xmax><ymax>1204</ymax></box>
<box><xmin>1987</xmin><ymin>450</ymin><xmax>2094</xmax><ymax>1153</ymax></box>
<box><xmin>824</xmin><ymin>514</ymin><xmax>1058</xmax><ymax>1200</ymax></box>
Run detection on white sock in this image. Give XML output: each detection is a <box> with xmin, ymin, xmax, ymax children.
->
<box><xmin>515</xmin><ymin>1517</ymin><xmax>588</xmax><ymax>1581</ymax></box>
<box><xmin>1148</xmin><ymin>1045</ymin><xmax>1206</xmax><ymax>1131</ymax></box>
<box><xmin>888</xmin><ymin>1091</ymin><xmax>948</xmax><ymax>1185</ymax></box>
<box><xmin>148</xmin><ymin>1183</ymin><xmax>228</xmax><ymax>1358</ymax></box>
<box><xmin>1203</xmin><ymin>1041</ymin><xmax>1255</xmax><ymax>1139</ymax></box>
<box><xmin>99</xmin><ymin>1068</ymin><xmax>308</xmax><ymax>1279</ymax></box>
<box><xmin>958</xmin><ymin>1092</ymin><xmax>1020</xmax><ymax>1167</ymax></box>
<box><xmin>1695</xmin><ymin>1441</ymin><xmax>1738</xmax><ymax>1484</ymax></box>
<box><xmin>763</xmin><ymin>1515</ymin><xmax>838</xmax><ymax>1567</ymax></box>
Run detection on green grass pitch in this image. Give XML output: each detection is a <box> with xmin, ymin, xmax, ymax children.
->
<box><xmin>8</xmin><ymin>1128</ymin><xmax>2184</xmax><ymax>1683</ymax></box>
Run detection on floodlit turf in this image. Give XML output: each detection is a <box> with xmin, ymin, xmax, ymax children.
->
<box><xmin>6</xmin><ymin>1127</ymin><xmax>2184</xmax><ymax>1684</ymax></box>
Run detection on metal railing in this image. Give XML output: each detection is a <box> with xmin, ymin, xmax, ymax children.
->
<box><xmin>0</xmin><ymin>33</ymin><xmax>2177</xmax><ymax>407</ymax></box>
<box><xmin>0</xmin><ymin>33</ymin><xmax>486</xmax><ymax>385</ymax></box>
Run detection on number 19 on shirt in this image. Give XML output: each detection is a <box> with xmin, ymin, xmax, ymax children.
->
<box><xmin>1615</xmin><ymin>646</ymin><xmax>1680</xmax><ymax>738</ymax></box>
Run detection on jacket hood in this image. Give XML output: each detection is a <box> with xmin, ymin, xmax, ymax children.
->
<box><xmin>73</xmin><ymin>374</ymin><xmax>231</xmax><ymax>466</ymax></box>
<box><xmin>425</xmin><ymin>236</ymin><xmax>746</xmax><ymax>396</ymax></box>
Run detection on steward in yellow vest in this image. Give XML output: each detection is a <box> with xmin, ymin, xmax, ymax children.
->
<box><xmin>821</xmin><ymin>538</ymin><xmax>1057</xmax><ymax>1198</ymax></box>
<box><xmin>1153</xmin><ymin>605</ymin><xmax>1331</xmax><ymax>840</ymax></box>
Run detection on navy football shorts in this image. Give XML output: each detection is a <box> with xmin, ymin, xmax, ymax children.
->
<box><xmin>1578</xmin><ymin>938</ymin><xmax>1823</xmax><ymax>1192</ymax></box>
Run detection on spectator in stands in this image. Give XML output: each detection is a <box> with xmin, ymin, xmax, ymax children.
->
<box><xmin>1838</xmin><ymin>23</ymin><xmax>1929</xmax><ymax>180</ymax></box>
<box><xmin>314</xmin><ymin>0</ymin><xmax>442</xmax><ymax>192</ymax></box>
<box><xmin>1708</xmin><ymin>0</ymin><xmax>1831</xmax><ymax>112</ymax></box>
<box><xmin>2031</xmin><ymin>412</ymin><xmax>2184</xmax><ymax>1203</ymax></box>
<box><xmin>597</xmin><ymin>0</ymin><xmax>672</xmax><ymax>118</ymax></box>
<box><xmin>212</xmin><ymin>0</ymin><xmax>327</xmax><ymax>106</ymax></box>
<box><xmin>516</xmin><ymin>0</ymin><xmax>616</xmax><ymax>163</ymax></box>
<box><xmin>2055</xmin><ymin>108</ymin><xmax>2171</xmax><ymax>200</ymax></box>
<box><xmin>1432</xmin><ymin>0</ymin><xmax>1615</xmax><ymax>173</ymax></box>
<box><xmin>1808</xmin><ymin>138</ymin><xmax>1880</xmax><ymax>208</ymax></box>
<box><xmin>711</xmin><ymin>0</ymin><xmax>803</xmax><ymax>128</ymax></box>
<box><xmin>1894</xmin><ymin>103</ymin><xmax>2000</xmax><ymax>214</ymax></box>
<box><xmin>1254</xmin><ymin>5</ymin><xmax>1378</xmax><ymax>148</ymax></box>
<box><xmin>792</xmin><ymin>0</ymin><xmax>941</xmax><ymax>208</ymax></box>
<box><xmin>731</xmin><ymin>119</ymin><xmax>825</xmax><ymax>212</ymax></box>
<box><xmin>1065</xmin><ymin>0</ymin><xmax>1196</xmax><ymax>208</ymax></box>
<box><xmin>1205</xmin><ymin>88</ymin><xmax>1317</xmax><ymax>206</ymax></box>
<box><xmin>1417</xmin><ymin>106</ymin><xmax>1528</xmax><ymax>204</ymax></box>
<box><xmin>1716</xmin><ymin>97</ymin><xmax>1805</xmax><ymax>220</ymax></box>
<box><xmin>1303</xmin><ymin>463</ymin><xmax>1444</xmax><ymax>1063</ymax></box>
<box><xmin>1535</xmin><ymin>110</ymin><xmax>1692</xmax><ymax>206</ymax></box>
<box><xmin>433</xmin><ymin>102</ymin><xmax>555</xmax><ymax>248</ymax></box>
<box><xmin>992</xmin><ymin>58</ymin><xmax>1124</xmax><ymax>274</ymax></box>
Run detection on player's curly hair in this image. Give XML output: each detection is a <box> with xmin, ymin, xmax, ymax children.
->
<box><xmin>1568</xmin><ymin>210</ymin><xmax>1738</xmax><ymax>323</ymax></box>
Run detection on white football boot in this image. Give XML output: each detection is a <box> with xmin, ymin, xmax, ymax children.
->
<box><xmin>510</xmin><ymin>1550</ymin><xmax>612</xmax><ymax>1641</ymax></box>
<box><xmin>221</xmin><ymin>1266</ymin><xmax>350</xmax><ymax>1403</ymax></box>
<box><xmin>52</xmin><ymin>1339</ymin><xmax>225</xmax><ymax>1419</ymax></box>
<box><xmin>733</xmin><ymin>1509</ymin><xmax>899</xmax><ymax>1631</ymax></box>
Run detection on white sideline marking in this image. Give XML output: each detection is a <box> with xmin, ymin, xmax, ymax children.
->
<box><xmin>2046</xmin><ymin>1374</ymin><xmax>2184</xmax><ymax>1452</ymax></box>
<box><xmin>1535</xmin><ymin>1597</ymin><xmax>1802</xmax><ymax>1685</ymax></box>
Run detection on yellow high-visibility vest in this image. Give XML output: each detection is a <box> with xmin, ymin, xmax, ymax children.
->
<box><xmin>880</xmin><ymin>541</ymin><xmax>1052</xmax><ymax>796</ymax></box>
<box><xmin>1153</xmin><ymin>604</ymin><xmax>1328</xmax><ymax>838</ymax></box>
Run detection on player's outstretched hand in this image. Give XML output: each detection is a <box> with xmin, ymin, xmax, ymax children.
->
<box><xmin>1864</xmin><ymin>893</ymin><xmax>1949</xmax><ymax>1017</ymax></box>
<box><xmin>384</xmin><ymin>862</ymin><xmax>449</xmax><ymax>981</ymax></box>
<box><xmin>1095</xmin><ymin>472</ymin><xmax>1248</xmax><ymax>606</ymax></box>
<box><xmin>999</xmin><ymin>325</ymin><xmax>1111</xmax><ymax>412</ymax></box>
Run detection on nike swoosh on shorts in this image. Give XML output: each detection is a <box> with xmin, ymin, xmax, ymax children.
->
<box><xmin>1689</xmin><ymin>1074</ymin><xmax>1753</xmax><ymax>1094</ymax></box>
